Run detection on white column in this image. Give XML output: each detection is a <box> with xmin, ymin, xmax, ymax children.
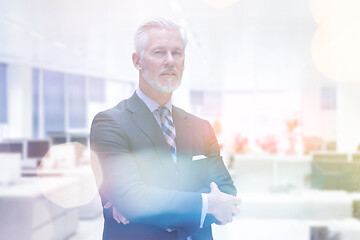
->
<box><xmin>6</xmin><ymin>63</ymin><xmax>32</xmax><ymax>139</ymax></box>
<box><xmin>337</xmin><ymin>81</ymin><xmax>360</xmax><ymax>152</ymax></box>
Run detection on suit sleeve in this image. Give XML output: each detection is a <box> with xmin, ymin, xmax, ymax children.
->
<box><xmin>90</xmin><ymin>111</ymin><xmax>202</xmax><ymax>233</ymax></box>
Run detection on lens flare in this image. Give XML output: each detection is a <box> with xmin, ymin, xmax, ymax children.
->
<box><xmin>37</xmin><ymin>143</ymin><xmax>102</xmax><ymax>208</ymax></box>
<box><xmin>310</xmin><ymin>0</ymin><xmax>360</xmax><ymax>82</ymax></box>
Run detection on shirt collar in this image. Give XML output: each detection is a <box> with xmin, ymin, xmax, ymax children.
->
<box><xmin>136</xmin><ymin>88</ymin><xmax>172</xmax><ymax>113</ymax></box>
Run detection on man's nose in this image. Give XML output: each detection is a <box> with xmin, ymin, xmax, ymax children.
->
<box><xmin>164</xmin><ymin>52</ymin><xmax>175</xmax><ymax>66</ymax></box>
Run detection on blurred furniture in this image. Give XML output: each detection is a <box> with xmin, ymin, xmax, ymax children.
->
<box><xmin>232</xmin><ymin>153</ymin><xmax>360</xmax><ymax>193</ymax></box>
<box><xmin>226</xmin><ymin>153</ymin><xmax>360</xmax><ymax>240</ymax></box>
<box><xmin>0</xmin><ymin>177</ymin><xmax>78</xmax><ymax>240</ymax></box>
<box><xmin>312</xmin><ymin>152</ymin><xmax>347</xmax><ymax>162</ymax></box>
<box><xmin>353</xmin><ymin>153</ymin><xmax>360</xmax><ymax>161</ymax></box>
<box><xmin>232</xmin><ymin>154</ymin><xmax>311</xmax><ymax>192</ymax></box>
<box><xmin>238</xmin><ymin>190</ymin><xmax>352</xmax><ymax>219</ymax></box>
<box><xmin>325</xmin><ymin>141</ymin><xmax>336</xmax><ymax>151</ymax></box>
<box><xmin>311</xmin><ymin>152</ymin><xmax>360</xmax><ymax>192</ymax></box>
<box><xmin>310</xmin><ymin>226</ymin><xmax>328</xmax><ymax>240</ymax></box>
<box><xmin>348</xmin><ymin>193</ymin><xmax>360</xmax><ymax>220</ymax></box>
<box><xmin>0</xmin><ymin>153</ymin><xmax>21</xmax><ymax>185</ymax></box>
<box><xmin>0</xmin><ymin>139</ymin><xmax>50</xmax><ymax>169</ymax></box>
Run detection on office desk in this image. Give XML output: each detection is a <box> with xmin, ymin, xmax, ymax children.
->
<box><xmin>0</xmin><ymin>177</ymin><xmax>79</xmax><ymax>240</ymax></box>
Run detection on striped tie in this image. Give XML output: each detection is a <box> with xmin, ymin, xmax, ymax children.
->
<box><xmin>158</xmin><ymin>106</ymin><xmax>177</xmax><ymax>164</ymax></box>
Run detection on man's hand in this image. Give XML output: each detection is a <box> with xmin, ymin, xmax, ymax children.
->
<box><xmin>104</xmin><ymin>201</ymin><xmax>130</xmax><ymax>225</ymax></box>
<box><xmin>206</xmin><ymin>182</ymin><xmax>241</xmax><ymax>225</ymax></box>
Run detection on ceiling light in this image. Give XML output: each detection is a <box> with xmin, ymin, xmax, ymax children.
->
<box><xmin>1</xmin><ymin>18</ymin><xmax>23</xmax><ymax>30</ymax></box>
<box><xmin>52</xmin><ymin>41</ymin><xmax>67</xmax><ymax>50</ymax></box>
<box><xmin>29</xmin><ymin>31</ymin><xmax>46</xmax><ymax>41</ymax></box>
<box><xmin>202</xmin><ymin>0</ymin><xmax>239</xmax><ymax>8</ymax></box>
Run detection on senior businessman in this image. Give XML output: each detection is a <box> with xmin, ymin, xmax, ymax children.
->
<box><xmin>90</xmin><ymin>17</ymin><xmax>240</xmax><ymax>240</ymax></box>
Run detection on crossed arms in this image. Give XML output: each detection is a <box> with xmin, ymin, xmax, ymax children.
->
<box><xmin>90</xmin><ymin>110</ymin><xmax>240</xmax><ymax>234</ymax></box>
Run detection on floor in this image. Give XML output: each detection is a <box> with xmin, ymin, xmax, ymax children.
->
<box><xmin>68</xmin><ymin>216</ymin><xmax>103</xmax><ymax>240</ymax></box>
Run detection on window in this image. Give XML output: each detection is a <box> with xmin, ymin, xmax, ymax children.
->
<box><xmin>31</xmin><ymin>68</ymin><xmax>132</xmax><ymax>137</ymax></box>
<box><xmin>67</xmin><ymin>74</ymin><xmax>87</xmax><ymax>128</ymax></box>
<box><xmin>88</xmin><ymin>77</ymin><xmax>105</xmax><ymax>102</ymax></box>
<box><xmin>43</xmin><ymin>70</ymin><xmax>65</xmax><ymax>134</ymax></box>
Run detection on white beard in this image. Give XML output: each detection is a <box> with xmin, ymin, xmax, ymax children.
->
<box><xmin>142</xmin><ymin>67</ymin><xmax>182</xmax><ymax>93</ymax></box>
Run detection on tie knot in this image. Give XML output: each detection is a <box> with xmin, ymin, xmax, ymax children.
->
<box><xmin>158</xmin><ymin>106</ymin><xmax>170</xmax><ymax>118</ymax></box>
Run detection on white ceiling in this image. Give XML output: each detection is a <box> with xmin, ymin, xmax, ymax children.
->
<box><xmin>0</xmin><ymin>0</ymin><xmax>318</xmax><ymax>90</ymax></box>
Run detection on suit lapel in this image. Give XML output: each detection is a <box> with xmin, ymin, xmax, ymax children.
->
<box><xmin>126</xmin><ymin>93</ymin><xmax>177</xmax><ymax>174</ymax></box>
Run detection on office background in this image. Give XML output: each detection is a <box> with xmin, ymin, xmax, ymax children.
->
<box><xmin>1</xmin><ymin>0</ymin><xmax>360</xmax><ymax>239</ymax></box>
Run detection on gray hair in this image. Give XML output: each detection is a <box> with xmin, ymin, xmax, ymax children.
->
<box><xmin>134</xmin><ymin>17</ymin><xmax>187</xmax><ymax>55</ymax></box>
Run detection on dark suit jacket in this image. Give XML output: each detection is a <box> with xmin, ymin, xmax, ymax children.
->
<box><xmin>90</xmin><ymin>92</ymin><xmax>236</xmax><ymax>240</ymax></box>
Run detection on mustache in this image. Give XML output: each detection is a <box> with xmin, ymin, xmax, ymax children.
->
<box><xmin>159</xmin><ymin>68</ymin><xmax>179</xmax><ymax>76</ymax></box>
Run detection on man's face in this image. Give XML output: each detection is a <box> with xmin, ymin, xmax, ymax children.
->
<box><xmin>140</xmin><ymin>28</ymin><xmax>185</xmax><ymax>93</ymax></box>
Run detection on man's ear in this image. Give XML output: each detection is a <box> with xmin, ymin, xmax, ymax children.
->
<box><xmin>132</xmin><ymin>52</ymin><xmax>142</xmax><ymax>70</ymax></box>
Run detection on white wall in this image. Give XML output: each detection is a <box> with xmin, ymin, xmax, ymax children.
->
<box><xmin>337</xmin><ymin>81</ymin><xmax>360</xmax><ymax>152</ymax></box>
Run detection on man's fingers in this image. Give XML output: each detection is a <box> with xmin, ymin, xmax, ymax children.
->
<box><xmin>104</xmin><ymin>201</ymin><xmax>112</xmax><ymax>209</ymax></box>
<box><xmin>113</xmin><ymin>207</ymin><xmax>129</xmax><ymax>225</ymax></box>
<box><xmin>113</xmin><ymin>207</ymin><xmax>121</xmax><ymax>223</ymax></box>
<box><xmin>104</xmin><ymin>201</ymin><xmax>129</xmax><ymax>225</ymax></box>
<box><xmin>120</xmin><ymin>215</ymin><xmax>129</xmax><ymax>225</ymax></box>
<box><xmin>118</xmin><ymin>215</ymin><xmax>126</xmax><ymax>224</ymax></box>
<box><xmin>117</xmin><ymin>212</ymin><xmax>128</xmax><ymax>224</ymax></box>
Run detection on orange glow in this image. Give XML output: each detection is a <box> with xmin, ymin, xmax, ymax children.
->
<box><xmin>310</xmin><ymin>0</ymin><xmax>360</xmax><ymax>31</ymax></box>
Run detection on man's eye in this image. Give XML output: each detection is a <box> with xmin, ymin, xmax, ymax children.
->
<box><xmin>154</xmin><ymin>50</ymin><xmax>164</xmax><ymax>54</ymax></box>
